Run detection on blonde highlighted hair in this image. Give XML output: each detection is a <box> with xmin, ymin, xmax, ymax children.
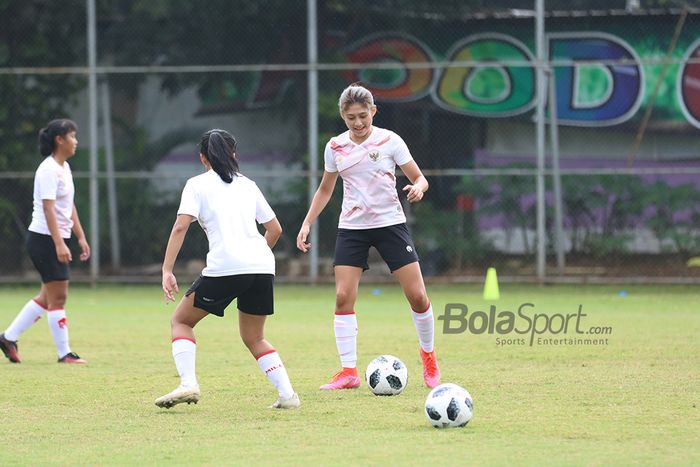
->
<box><xmin>338</xmin><ymin>84</ymin><xmax>375</xmax><ymax>114</ymax></box>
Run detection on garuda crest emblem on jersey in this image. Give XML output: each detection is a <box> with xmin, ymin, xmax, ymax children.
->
<box><xmin>368</xmin><ymin>151</ymin><xmax>380</xmax><ymax>162</ymax></box>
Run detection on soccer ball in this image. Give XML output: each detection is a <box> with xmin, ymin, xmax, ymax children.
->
<box><xmin>424</xmin><ymin>383</ymin><xmax>473</xmax><ymax>428</ymax></box>
<box><xmin>365</xmin><ymin>355</ymin><xmax>408</xmax><ymax>395</ymax></box>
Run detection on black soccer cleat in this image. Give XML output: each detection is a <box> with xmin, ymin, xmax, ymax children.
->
<box><xmin>0</xmin><ymin>333</ymin><xmax>21</xmax><ymax>363</ymax></box>
<box><xmin>57</xmin><ymin>352</ymin><xmax>87</xmax><ymax>364</ymax></box>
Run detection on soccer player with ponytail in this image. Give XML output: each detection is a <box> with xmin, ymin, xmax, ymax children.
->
<box><xmin>0</xmin><ymin>119</ymin><xmax>90</xmax><ymax>365</ymax></box>
<box><xmin>156</xmin><ymin>129</ymin><xmax>299</xmax><ymax>409</ymax></box>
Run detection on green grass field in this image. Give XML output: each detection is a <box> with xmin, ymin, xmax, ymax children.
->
<box><xmin>0</xmin><ymin>283</ymin><xmax>698</xmax><ymax>466</ymax></box>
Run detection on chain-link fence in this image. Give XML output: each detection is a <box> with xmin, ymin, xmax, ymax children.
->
<box><xmin>1</xmin><ymin>1</ymin><xmax>699</xmax><ymax>283</ymax></box>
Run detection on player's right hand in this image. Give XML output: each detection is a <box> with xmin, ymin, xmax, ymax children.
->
<box><xmin>296</xmin><ymin>224</ymin><xmax>311</xmax><ymax>253</ymax></box>
<box><xmin>162</xmin><ymin>271</ymin><xmax>179</xmax><ymax>304</ymax></box>
<box><xmin>55</xmin><ymin>243</ymin><xmax>72</xmax><ymax>263</ymax></box>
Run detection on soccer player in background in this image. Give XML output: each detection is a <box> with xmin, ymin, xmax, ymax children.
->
<box><xmin>296</xmin><ymin>84</ymin><xmax>441</xmax><ymax>390</ymax></box>
<box><xmin>156</xmin><ymin>129</ymin><xmax>299</xmax><ymax>409</ymax></box>
<box><xmin>0</xmin><ymin>119</ymin><xmax>90</xmax><ymax>365</ymax></box>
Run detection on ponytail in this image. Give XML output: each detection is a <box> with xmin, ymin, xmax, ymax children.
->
<box><xmin>38</xmin><ymin>119</ymin><xmax>78</xmax><ymax>157</ymax></box>
<box><xmin>199</xmin><ymin>129</ymin><xmax>239</xmax><ymax>183</ymax></box>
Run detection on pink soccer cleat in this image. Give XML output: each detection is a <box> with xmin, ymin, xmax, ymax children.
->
<box><xmin>319</xmin><ymin>367</ymin><xmax>361</xmax><ymax>390</ymax></box>
<box><xmin>420</xmin><ymin>348</ymin><xmax>441</xmax><ymax>389</ymax></box>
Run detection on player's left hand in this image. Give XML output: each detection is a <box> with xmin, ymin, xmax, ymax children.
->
<box><xmin>78</xmin><ymin>238</ymin><xmax>91</xmax><ymax>261</ymax></box>
<box><xmin>402</xmin><ymin>184</ymin><xmax>424</xmax><ymax>203</ymax></box>
<box><xmin>162</xmin><ymin>272</ymin><xmax>179</xmax><ymax>304</ymax></box>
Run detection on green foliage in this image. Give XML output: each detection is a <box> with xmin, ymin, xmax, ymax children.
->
<box><xmin>0</xmin><ymin>194</ymin><xmax>30</xmax><ymax>272</ymax></box>
<box><xmin>598</xmin><ymin>175</ymin><xmax>648</xmax><ymax>234</ymax></box>
<box><xmin>457</xmin><ymin>164</ymin><xmax>537</xmax><ymax>254</ymax></box>
<box><xmin>582</xmin><ymin>232</ymin><xmax>633</xmax><ymax>258</ymax></box>
<box><xmin>644</xmin><ymin>181</ymin><xmax>700</xmax><ymax>254</ymax></box>
<box><xmin>459</xmin><ymin>166</ymin><xmax>700</xmax><ymax>259</ymax></box>
<box><xmin>100</xmin><ymin>0</ymin><xmax>307</xmax><ymax>94</ymax></box>
<box><xmin>0</xmin><ymin>1</ymin><xmax>87</xmax><ymax>267</ymax></box>
<box><xmin>323</xmin><ymin>0</ymin><xmax>669</xmax><ymax>16</ymax></box>
<box><xmin>411</xmin><ymin>200</ymin><xmax>495</xmax><ymax>274</ymax></box>
<box><xmin>561</xmin><ymin>175</ymin><xmax>603</xmax><ymax>252</ymax></box>
<box><xmin>261</xmin><ymin>177</ymin><xmax>310</xmax><ymax>256</ymax></box>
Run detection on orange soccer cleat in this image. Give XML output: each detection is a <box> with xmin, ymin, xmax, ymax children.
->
<box><xmin>420</xmin><ymin>348</ymin><xmax>441</xmax><ymax>389</ymax></box>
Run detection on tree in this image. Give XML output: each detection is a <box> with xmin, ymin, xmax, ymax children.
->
<box><xmin>0</xmin><ymin>0</ymin><xmax>86</xmax><ymax>271</ymax></box>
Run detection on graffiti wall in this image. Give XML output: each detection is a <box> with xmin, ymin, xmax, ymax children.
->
<box><xmin>337</xmin><ymin>14</ymin><xmax>700</xmax><ymax>128</ymax></box>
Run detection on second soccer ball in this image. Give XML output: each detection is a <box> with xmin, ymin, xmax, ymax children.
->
<box><xmin>365</xmin><ymin>355</ymin><xmax>408</xmax><ymax>395</ymax></box>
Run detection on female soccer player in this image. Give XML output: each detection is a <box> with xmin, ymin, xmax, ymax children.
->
<box><xmin>156</xmin><ymin>129</ymin><xmax>299</xmax><ymax>410</ymax></box>
<box><xmin>296</xmin><ymin>84</ymin><xmax>441</xmax><ymax>390</ymax></box>
<box><xmin>0</xmin><ymin>119</ymin><xmax>90</xmax><ymax>364</ymax></box>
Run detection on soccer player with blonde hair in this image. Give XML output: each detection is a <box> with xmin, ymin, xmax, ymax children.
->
<box><xmin>297</xmin><ymin>84</ymin><xmax>441</xmax><ymax>390</ymax></box>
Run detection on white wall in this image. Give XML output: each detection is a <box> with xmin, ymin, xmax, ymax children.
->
<box><xmin>136</xmin><ymin>76</ymin><xmax>300</xmax><ymax>154</ymax></box>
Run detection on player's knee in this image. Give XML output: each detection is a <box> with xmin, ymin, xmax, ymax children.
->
<box><xmin>407</xmin><ymin>291</ymin><xmax>429</xmax><ymax>312</ymax></box>
<box><xmin>240</xmin><ymin>332</ymin><xmax>263</xmax><ymax>350</ymax></box>
<box><xmin>335</xmin><ymin>290</ymin><xmax>356</xmax><ymax>311</ymax></box>
<box><xmin>170</xmin><ymin>314</ymin><xmax>189</xmax><ymax>329</ymax></box>
<box><xmin>48</xmin><ymin>294</ymin><xmax>67</xmax><ymax>309</ymax></box>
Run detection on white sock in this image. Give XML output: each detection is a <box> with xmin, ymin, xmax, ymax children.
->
<box><xmin>256</xmin><ymin>350</ymin><xmax>294</xmax><ymax>399</ymax></box>
<box><xmin>334</xmin><ymin>312</ymin><xmax>358</xmax><ymax>369</ymax></box>
<box><xmin>47</xmin><ymin>308</ymin><xmax>71</xmax><ymax>358</ymax></box>
<box><xmin>172</xmin><ymin>338</ymin><xmax>198</xmax><ymax>388</ymax></box>
<box><xmin>5</xmin><ymin>299</ymin><xmax>47</xmax><ymax>341</ymax></box>
<box><xmin>412</xmin><ymin>302</ymin><xmax>434</xmax><ymax>353</ymax></box>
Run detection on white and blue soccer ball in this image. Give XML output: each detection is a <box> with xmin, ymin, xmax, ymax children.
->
<box><xmin>365</xmin><ymin>355</ymin><xmax>408</xmax><ymax>396</ymax></box>
<box><xmin>424</xmin><ymin>383</ymin><xmax>473</xmax><ymax>428</ymax></box>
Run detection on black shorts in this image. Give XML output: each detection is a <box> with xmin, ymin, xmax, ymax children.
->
<box><xmin>334</xmin><ymin>223</ymin><xmax>420</xmax><ymax>272</ymax></box>
<box><xmin>185</xmin><ymin>274</ymin><xmax>274</xmax><ymax>317</ymax></box>
<box><xmin>26</xmin><ymin>231</ymin><xmax>70</xmax><ymax>283</ymax></box>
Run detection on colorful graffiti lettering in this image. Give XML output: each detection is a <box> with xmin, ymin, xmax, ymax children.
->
<box><xmin>549</xmin><ymin>33</ymin><xmax>643</xmax><ymax>126</ymax></box>
<box><xmin>344</xmin><ymin>33</ymin><xmax>434</xmax><ymax>101</ymax></box>
<box><xmin>679</xmin><ymin>38</ymin><xmax>700</xmax><ymax>129</ymax></box>
<box><xmin>433</xmin><ymin>34</ymin><xmax>535</xmax><ymax>117</ymax></box>
<box><xmin>343</xmin><ymin>31</ymin><xmax>697</xmax><ymax>128</ymax></box>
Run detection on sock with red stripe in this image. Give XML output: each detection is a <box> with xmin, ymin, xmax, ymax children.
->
<box><xmin>334</xmin><ymin>312</ymin><xmax>358</xmax><ymax>369</ymax></box>
<box><xmin>172</xmin><ymin>338</ymin><xmax>198</xmax><ymax>388</ymax></box>
<box><xmin>412</xmin><ymin>302</ymin><xmax>434</xmax><ymax>353</ymax></box>
<box><xmin>256</xmin><ymin>350</ymin><xmax>294</xmax><ymax>399</ymax></box>
<box><xmin>47</xmin><ymin>308</ymin><xmax>71</xmax><ymax>358</ymax></box>
<box><xmin>4</xmin><ymin>299</ymin><xmax>46</xmax><ymax>341</ymax></box>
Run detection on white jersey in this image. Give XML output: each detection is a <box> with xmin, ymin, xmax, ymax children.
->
<box><xmin>177</xmin><ymin>170</ymin><xmax>276</xmax><ymax>276</ymax></box>
<box><xmin>28</xmin><ymin>156</ymin><xmax>75</xmax><ymax>239</ymax></box>
<box><xmin>324</xmin><ymin>126</ymin><xmax>413</xmax><ymax>229</ymax></box>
